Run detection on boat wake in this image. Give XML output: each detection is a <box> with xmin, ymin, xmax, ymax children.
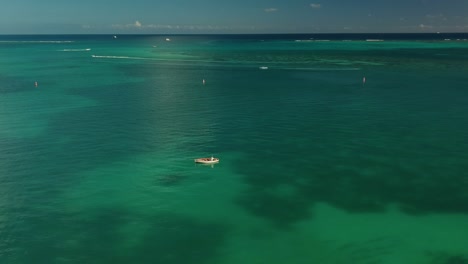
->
<box><xmin>280</xmin><ymin>67</ymin><xmax>361</xmax><ymax>71</ymax></box>
<box><xmin>91</xmin><ymin>54</ymin><xmax>362</xmax><ymax>71</ymax></box>
<box><xmin>59</xmin><ymin>48</ymin><xmax>91</xmax><ymax>52</ymax></box>
<box><xmin>91</xmin><ymin>55</ymin><xmax>147</xmax><ymax>60</ymax></box>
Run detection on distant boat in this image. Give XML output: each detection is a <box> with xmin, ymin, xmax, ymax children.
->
<box><xmin>165</xmin><ymin>38</ymin><xmax>171</xmax><ymax>41</ymax></box>
<box><xmin>113</xmin><ymin>35</ymin><xmax>117</xmax><ymax>39</ymax></box>
<box><xmin>194</xmin><ymin>156</ymin><xmax>219</xmax><ymax>164</ymax></box>
<box><xmin>259</xmin><ymin>66</ymin><xmax>268</xmax><ymax>70</ymax></box>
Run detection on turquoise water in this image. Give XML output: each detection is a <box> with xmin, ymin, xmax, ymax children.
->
<box><xmin>1</xmin><ymin>34</ymin><xmax>468</xmax><ymax>264</ymax></box>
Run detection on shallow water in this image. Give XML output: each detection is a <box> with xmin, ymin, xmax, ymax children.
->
<box><xmin>1</xmin><ymin>34</ymin><xmax>468</xmax><ymax>263</ymax></box>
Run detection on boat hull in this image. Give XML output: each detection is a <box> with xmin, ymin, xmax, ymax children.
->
<box><xmin>194</xmin><ymin>158</ymin><xmax>219</xmax><ymax>164</ymax></box>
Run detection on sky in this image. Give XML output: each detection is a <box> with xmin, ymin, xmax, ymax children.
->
<box><xmin>1</xmin><ymin>0</ymin><xmax>468</xmax><ymax>34</ymax></box>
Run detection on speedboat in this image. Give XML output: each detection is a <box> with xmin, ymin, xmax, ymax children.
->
<box><xmin>194</xmin><ymin>157</ymin><xmax>219</xmax><ymax>164</ymax></box>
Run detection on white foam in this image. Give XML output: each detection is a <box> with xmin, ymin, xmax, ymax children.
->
<box><xmin>59</xmin><ymin>48</ymin><xmax>91</xmax><ymax>52</ymax></box>
<box><xmin>282</xmin><ymin>67</ymin><xmax>361</xmax><ymax>71</ymax></box>
<box><xmin>295</xmin><ymin>39</ymin><xmax>331</xmax><ymax>42</ymax></box>
<box><xmin>91</xmin><ymin>55</ymin><xmax>147</xmax><ymax>60</ymax></box>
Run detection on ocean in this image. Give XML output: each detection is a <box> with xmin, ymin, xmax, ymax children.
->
<box><xmin>1</xmin><ymin>33</ymin><xmax>468</xmax><ymax>264</ymax></box>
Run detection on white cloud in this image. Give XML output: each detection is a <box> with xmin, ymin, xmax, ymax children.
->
<box><xmin>419</xmin><ymin>24</ymin><xmax>433</xmax><ymax>29</ymax></box>
<box><xmin>425</xmin><ymin>14</ymin><xmax>448</xmax><ymax>22</ymax></box>
<box><xmin>264</xmin><ymin>8</ymin><xmax>278</xmax><ymax>13</ymax></box>
<box><xmin>111</xmin><ymin>22</ymin><xmax>256</xmax><ymax>32</ymax></box>
<box><xmin>112</xmin><ymin>21</ymin><xmax>144</xmax><ymax>29</ymax></box>
<box><xmin>310</xmin><ymin>3</ymin><xmax>321</xmax><ymax>9</ymax></box>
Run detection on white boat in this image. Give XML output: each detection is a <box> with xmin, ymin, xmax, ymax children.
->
<box><xmin>259</xmin><ymin>66</ymin><xmax>268</xmax><ymax>70</ymax></box>
<box><xmin>194</xmin><ymin>157</ymin><xmax>219</xmax><ymax>164</ymax></box>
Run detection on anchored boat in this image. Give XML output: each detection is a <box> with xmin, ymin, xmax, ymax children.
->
<box><xmin>194</xmin><ymin>156</ymin><xmax>219</xmax><ymax>164</ymax></box>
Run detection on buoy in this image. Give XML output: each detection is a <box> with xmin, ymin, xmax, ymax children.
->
<box><xmin>363</xmin><ymin>77</ymin><xmax>366</xmax><ymax>84</ymax></box>
<box><xmin>35</xmin><ymin>81</ymin><xmax>38</xmax><ymax>87</ymax></box>
<box><xmin>202</xmin><ymin>79</ymin><xmax>206</xmax><ymax>85</ymax></box>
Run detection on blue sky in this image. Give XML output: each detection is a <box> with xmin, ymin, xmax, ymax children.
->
<box><xmin>1</xmin><ymin>0</ymin><xmax>468</xmax><ymax>34</ymax></box>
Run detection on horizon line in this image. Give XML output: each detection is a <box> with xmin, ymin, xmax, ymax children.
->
<box><xmin>2</xmin><ymin>32</ymin><xmax>468</xmax><ymax>36</ymax></box>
